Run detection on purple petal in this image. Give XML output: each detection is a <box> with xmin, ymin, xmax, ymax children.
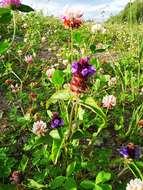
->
<box><xmin>81</xmin><ymin>68</ymin><xmax>89</xmax><ymax>77</ymax></box>
<box><xmin>135</xmin><ymin>146</ymin><xmax>141</xmax><ymax>159</ymax></box>
<box><xmin>59</xmin><ymin>119</ymin><xmax>64</xmax><ymax>126</ymax></box>
<box><xmin>71</xmin><ymin>62</ymin><xmax>79</xmax><ymax>74</ymax></box>
<box><xmin>88</xmin><ymin>65</ymin><xmax>96</xmax><ymax>75</ymax></box>
<box><xmin>119</xmin><ymin>147</ymin><xmax>128</xmax><ymax>157</ymax></box>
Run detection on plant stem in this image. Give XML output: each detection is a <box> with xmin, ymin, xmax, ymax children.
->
<box><xmin>67</xmin><ymin>101</ymin><xmax>76</xmax><ymax>140</ymax></box>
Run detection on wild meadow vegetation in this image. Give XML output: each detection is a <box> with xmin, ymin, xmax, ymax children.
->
<box><xmin>0</xmin><ymin>0</ymin><xmax>143</xmax><ymax>189</ymax></box>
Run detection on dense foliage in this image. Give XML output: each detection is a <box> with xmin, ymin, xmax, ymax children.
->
<box><xmin>108</xmin><ymin>0</ymin><xmax>143</xmax><ymax>23</ymax></box>
<box><xmin>0</xmin><ymin>3</ymin><xmax>143</xmax><ymax>190</ymax></box>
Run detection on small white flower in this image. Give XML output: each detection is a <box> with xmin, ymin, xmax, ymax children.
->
<box><xmin>32</xmin><ymin>120</ymin><xmax>47</xmax><ymax>136</ymax></box>
<box><xmin>17</xmin><ymin>50</ymin><xmax>23</xmax><ymax>56</ymax></box>
<box><xmin>41</xmin><ymin>36</ymin><xmax>46</xmax><ymax>43</ymax></box>
<box><xmin>102</xmin><ymin>95</ymin><xmax>116</xmax><ymax>109</ymax></box>
<box><xmin>91</xmin><ymin>24</ymin><xmax>106</xmax><ymax>34</ymax></box>
<box><xmin>22</xmin><ymin>23</ymin><xmax>28</xmax><ymax>29</ymax></box>
<box><xmin>63</xmin><ymin>60</ymin><xmax>68</xmax><ymax>65</ymax></box>
<box><xmin>46</xmin><ymin>68</ymin><xmax>55</xmax><ymax>79</ymax></box>
<box><xmin>126</xmin><ymin>178</ymin><xmax>143</xmax><ymax>190</ymax></box>
<box><xmin>24</xmin><ymin>38</ymin><xmax>28</xmax><ymax>43</ymax></box>
<box><xmin>108</xmin><ymin>77</ymin><xmax>116</xmax><ymax>86</ymax></box>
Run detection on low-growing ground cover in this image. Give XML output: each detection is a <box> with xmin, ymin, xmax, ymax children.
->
<box><xmin>0</xmin><ymin>1</ymin><xmax>143</xmax><ymax>190</ymax></box>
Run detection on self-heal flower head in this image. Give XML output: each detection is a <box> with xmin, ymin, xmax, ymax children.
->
<box><xmin>102</xmin><ymin>95</ymin><xmax>116</xmax><ymax>109</ymax></box>
<box><xmin>51</xmin><ymin>113</ymin><xmax>64</xmax><ymax>129</ymax></box>
<box><xmin>126</xmin><ymin>178</ymin><xmax>143</xmax><ymax>190</ymax></box>
<box><xmin>71</xmin><ymin>57</ymin><xmax>96</xmax><ymax>94</ymax></box>
<box><xmin>32</xmin><ymin>120</ymin><xmax>47</xmax><ymax>136</ymax></box>
<box><xmin>120</xmin><ymin>143</ymin><xmax>141</xmax><ymax>159</ymax></box>
<box><xmin>71</xmin><ymin>57</ymin><xmax>96</xmax><ymax>79</ymax></box>
<box><xmin>1</xmin><ymin>0</ymin><xmax>21</xmax><ymax>7</ymax></box>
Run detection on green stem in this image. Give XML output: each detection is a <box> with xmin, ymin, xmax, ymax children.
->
<box><xmin>131</xmin><ymin>162</ymin><xmax>143</xmax><ymax>180</ymax></box>
<box><xmin>67</xmin><ymin>102</ymin><xmax>76</xmax><ymax>140</ymax></box>
<box><xmin>117</xmin><ymin>167</ymin><xmax>128</xmax><ymax>178</ymax></box>
<box><xmin>7</xmin><ymin>11</ymin><xmax>16</xmax><ymax>51</ymax></box>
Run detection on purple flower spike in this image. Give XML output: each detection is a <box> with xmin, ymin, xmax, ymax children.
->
<box><xmin>71</xmin><ymin>57</ymin><xmax>96</xmax><ymax>79</ymax></box>
<box><xmin>51</xmin><ymin>113</ymin><xmax>64</xmax><ymax>129</ymax></box>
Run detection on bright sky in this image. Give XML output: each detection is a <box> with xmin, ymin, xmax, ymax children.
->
<box><xmin>23</xmin><ymin>0</ymin><xmax>131</xmax><ymax>21</ymax></box>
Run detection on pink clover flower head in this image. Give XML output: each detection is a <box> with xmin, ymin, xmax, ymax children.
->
<box><xmin>32</xmin><ymin>120</ymin><xmax>47</xmax><ymax>136</ymax></box>
<box><xmin>1</xmin><ymin>0</ymin><xmax>21</xmax><ymax>7</ymax></box>
<box><xmin>102</xmin><ymin>95</ymin><xmax>116</xmax><ymax>109</ymax></box>
<box><xmin>126</xmin><ymin>178</ymin><xmax>143</xmax><ymax>190</ymax></box>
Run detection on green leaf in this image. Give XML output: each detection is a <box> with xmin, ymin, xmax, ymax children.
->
<box><xmin>72</xmin><ymin>130</ymin><xmax>84</xmax><ymax>139</ymax></box>
<box><xmin>94</xmin><ymin>49</ymin><xmax>106</xmax><ymax>53</ymax></box>
<box><xmin>79</xmin><ymin>97</ymin><xmax>107</xmax><ymax>129</ymax></box>
<box><xmin>28</xmin><ymin>179</ymin><xmax>47</xmax><ymax>189</ymax></box>
<box><xmin>0</xmin><ymin>8</ymin><xmax>11</xmax><ymax>15</ymax></box>
<box><xmin>73</xmin><ymin>32</ymin><xmax>81</xmax><ymax>43</ymax></box>
<box><xmin>100</xmin><ymin>184</ymin><xmax>112</xmax><ymax>190</ymax></box>
<box><xmin>0</xmin><ymin>41</ymin><xmax>9</xmax><ymax>54</ymax></box>
<box><xmin>96</xmin><ymin>171</ymin><xmax>111</xmax><ymax>184</ymax></box>
<box><xmin>19</xmin><ymin>155</ymin><xmax>29</xmax><ymax>172</ymax></box>
<box><xmin>17</xmin><ymin>4</ymin><xmax>34</xmax><ymax>12</ymax></box>
<box><xmin>94</xmin><ymin>184</ymin><xmax>103</xmax><ymax>190</ymax></box>
<box><xmin>49</xmin><ymin>129</ymin><xmax>61</xmax><ymax>140</ymax></box>
<box><xmin>46</xmin><ymin>89</ymin><xmax>73</xmax><ymax>109</ymax></box>
<box><xmin>80</xmin><ymin>180</ymin><xmax>95</xmax><ymax>189</ymax></box>
<box><xmin>64</xmin><ymin>177</ymin><xmax>77</xmax><ymax>190</ymax></box>
<box><xmin>50</xmin><ymin>139</ymin><xmax>62</xmax><ymax>164</ymax></box>
<box><xmin>0</xmin><ymin>184</ymin><xmax>16</xmax><ymax>190</ymax></box>
<box><xmin>139</xmin><ymin>39</ymin><xmax>143</xmax><ymax>62</ymax></box>
<box><xmin>66</xmin><ymin>161</ymin><xmax>76</xmax><ymax>177</ymax></box>
<box><xmin>50</xmin><ymin>176</ymin><xmax>66</xmax><ymax>189</ymax></box>
<box><xmin>90</xmin><ymin>44</ymin><xmax>96</xmax><ymax>53</ymax></box>
<box><xmin>51</xmin><ymin>70</ymin><xmax>64</xmax><ymax>87</ymax></box>
<box><xmin>0</xmin><ymin>11</ymin><xmax>12</xmax><ymax>23</ymax></box>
